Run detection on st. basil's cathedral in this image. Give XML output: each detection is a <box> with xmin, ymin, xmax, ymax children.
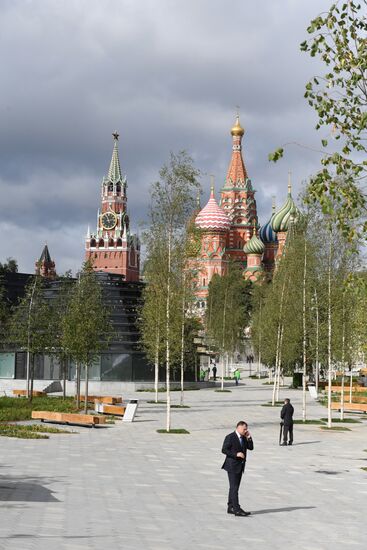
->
<box><xmin>194</xmin><ymin>116</ymin><xmax>297</xmax><ymax>305</ymax></box>
<box><xmin>35</xmin><ymin>116</ymin><xmax>297</xmax><ymax>297</ymax></box>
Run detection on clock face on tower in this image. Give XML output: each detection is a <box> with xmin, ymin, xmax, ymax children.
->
<box><xmin>101</xmin><ymin>211</ymin><xmax>117</xmax><ymax>230</ymax></box>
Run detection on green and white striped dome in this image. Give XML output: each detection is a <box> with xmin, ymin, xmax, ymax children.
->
<box><xmin>244</xmin><ymin>231</ymin><xmax>265</xmax><ymax>255</ymax></box>
<box><xmin>271</xmin><ymin>177</ymin><xmax>298</xmax><ymax>233</ymax></box>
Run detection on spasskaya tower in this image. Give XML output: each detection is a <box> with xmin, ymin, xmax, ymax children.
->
<box><xmin>85</xmin><ymin>133</ymin><xmax>140</xmax><ymax>281</ymax></box>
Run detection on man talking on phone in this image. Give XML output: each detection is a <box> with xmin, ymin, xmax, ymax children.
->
<box><xmin>221</xmin><ymin>421</ymin><xmax>254</xmax><ymax>516</ymax></box>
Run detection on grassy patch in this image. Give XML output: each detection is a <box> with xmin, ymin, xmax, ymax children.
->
<box><xmin>157</xmin><ymin>428</ymin><xmax>190</xmax><ymax>434</ymax></box>
<box><xmin>320</xmin><ymin>426</ymin><xmax>351</xmax><ymax>431</ymax></box>
<box><xmin>249</xmin><ymin>375</ymin><xmax>268</xmax><ymax>379</ymax></box>
<box><xmin>0</xmin><ymin>423</ymin><xmax>74</xmax><ymax>439</ymax></box>
<box><xmin>170</xmin><ymin>405</ymin><xmax>190</xmax><ymax>408</ymax></box>
<box><xmin>215</xmin><ymin>389</ymin><xmax>232</xmax><ymax>393</ymax></box>
<box><xmin>361</xmin><ymin>467</ymin><xmax>367</xmax><ymax>471</ymax></box>
<box><xmin>147</xmin><ymin>400</ymin><xmax>167</xmax><ymax>404</ymax></box>
<box><xmin>294</xmin><ymin>419</ymin><xmax>326</xmax><ymax>424</ymax></box>
<box><xmin>261</xmin><ymin>401</ymin><xmax>283</xmax><ymax>407</ymax></box>
<box><xmin>320</xmin><ymin>417</ymin><xmax>361</xmax><ymax>423</ymax></box>
<box><xmin>0</xmin><ymin>396</ymin><xmax>80</xmax><ymax>422</ymax></box>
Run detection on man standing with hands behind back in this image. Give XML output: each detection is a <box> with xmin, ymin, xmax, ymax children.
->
<box><xmin>221</xmin><ymin>421</ymin><xmax>254</xmax><ymax>516</ymax></box>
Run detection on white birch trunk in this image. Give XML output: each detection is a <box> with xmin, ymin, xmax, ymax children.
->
<box><xmin>327</xmin><ymin>233</ymin><xmax>332</xmax><ymax>429</ymax></box>
<box><xmin>340</xmin><ymin>297</ymin><xmax>345</xmax><ymax>420</ymax></box>
<box><xmin>221</xmin><ymin>286</ymin><xmax>228</xmax><ymax>391</ymax></box>
<box><xmin>221</xmin><ymin>356</ymin><xmax>224</xmax><ymax>391</ymax></box>
<box><xmin>349</xmin><ymin>370</ymin><xmax>353</xmax><ymax>403</ymax></box>
<box><xmin>272</xmin><ymin>322</ymin><xmax>281</xmax><ymax>406</ymax></box>
<box><xmin>302</xmin><ymin>239</ymin><xmax>307</xmax><ymax>422</ymax></box>
<box><xmin>276</xmin><ymin>326</ymin><xmax>283</xmax><ymax>403</ymax></box>
<box><xmin>154</xmin><ymin>334</ymin><xmax>159</xmax><ymax>404</ymax></box>
<box><xmin>26</xmin><ymin>278</ymin><xmax>37</xmax><ymax>399</ymax></box>
<box><xmin>340</xmin><ymin>372</ymin><xmax>345</xmax><ymax>421</ymax></box>
<box><xmin>165</xmin><ymin>229</ymin><xmax>172</xmax><ymax>432</ymax></box>
<box><xmin>84</xmin><ymin>363</ymin><xmax>89</xmax><ymax>415</ymax></box>
<box><xmin>314</xmin><ymin>289</ymin><xmax>319</xmax><ymax>395</ymax></box>
<box><xmin>180</xmin><ymin>272</ymin><xmax>186</xmax><ymax>406</ymax></box>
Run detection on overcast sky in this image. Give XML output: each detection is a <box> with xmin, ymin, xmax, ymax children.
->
<box><xmin>0</xmin><ymin>0</ymin><xmax>333</xmax><ymax>274</ymax></box>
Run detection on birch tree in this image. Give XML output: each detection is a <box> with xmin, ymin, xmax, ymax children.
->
<box><xmin>146</xmin><ymin>151</ymin><xmax>200</xmax><ymax>431</ymax></box>
<box><xmin>61</xmin><ymin>262</ymin><xmax>111</xmax><ymax>411</ymax></box>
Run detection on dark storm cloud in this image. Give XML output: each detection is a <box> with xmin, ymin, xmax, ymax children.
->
<box><xmin>0</xmin><ymin>0</ymin><xmax>332</xmax><ymax>273</ymax></box>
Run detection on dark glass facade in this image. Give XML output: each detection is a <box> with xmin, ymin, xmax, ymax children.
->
<box><xmin>1</xmin><ymin>272</ymin><xmax>197</xmax><ymax>382</ymax></box>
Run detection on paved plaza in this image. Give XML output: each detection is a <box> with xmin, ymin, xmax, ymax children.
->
<box><xmin>0</xmin><ymin>379</ymin><xmax>366</xmax><ymax>550</ymax></box>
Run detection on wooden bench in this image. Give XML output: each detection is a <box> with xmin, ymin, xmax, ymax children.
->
<box><xmin>344</xmin><ymin>396</ymin><xmax>367</xmax><ymax>404</ymax></box>
<box><xmin>31</xmin><ymin>411</ymin><xmax>106</xmax><ymax>427</ymax></box>
<box><xmin>94</xmin><ymin>402</ymin><xmax>126</xmax><ymax>416</ymax></box>
<box><xmin>331</xmin><ymin>402</ymin><xmax>367</xmax><ymax>413</ymax></box>
<box><xmin>13</xmin><ymin>390</ymin><xmax>46</xmax><ymax>397</ymax></box>
<box><xmin>326</xmin><ymin>386</ymin><xmax>366</xmax><ymax>393</ymax></box>
<box><xmin>80</xmin><ymin>395</ymin><xmax>122</xmax><ymax>404</ymax></box>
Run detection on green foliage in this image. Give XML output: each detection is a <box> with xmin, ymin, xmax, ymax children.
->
<box><xmin>251</xmin><ymin>201</ymin><xmax>366</xmax><ymax>377</ymax></box>
<box><xmin>306</xmin><ymin>2</ymin><xmax>367</xmax><ymax>235</ymax></box>
<box><xmin>320</xmin><ymin>426</ymin><xmax>351</xmax><ymax>431</ymax></box>
<box><xmin>0</xmin><ymin>258</ymin><xmax>18</xmax><ymax>275</ymax></box>
<box><xmin>61</xmin><ymin>262</ymin><xmax>111</xmax><ymax>368</ymax></box>
<box><xmin>140</xmin><ymin>151</ymin><xmax>201</xmax><ymax>394</ymax></box>
<box><xmin>320</xmin><ymin>417</ymin><xmax>361</xmax><ymax>423</ymax></box>
<box><xmin>0</xmin><ymin>423</ymin><xmax>74</xmax><ymax>439</ymax></box>
<box><xmin>206</xmin><ymin>262</ymin><xmax>252</xmax><ymax>355</ymax></box>
<box><xmin>293</xmin><ymin>419</ymin><xmax>326</xmax><ymax>424</ymax></box>
<box><xmin>156</xmin><ymin>428</ymin><xmax>190</xmax><ymax>434</ymax></box>
<box><xmin>0</xmin><ymin>425</ymin><xmax>49</xmax><ymax>439</ymax></box>
<box><xmin>9</xmin><ymin>275</ymin><xmax>52</xmax><ymax>355</ymax></box>
<box><xmin>271</xmin><ymin>1</ymin><xmax>367</xmax><ymax>241</ymax></box>
<box><xmin>0</xmin><ymin>396</ymin><xmax>80</xmax><ymax>422</ymax></box>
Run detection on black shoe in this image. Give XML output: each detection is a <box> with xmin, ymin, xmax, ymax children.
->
<box><xmin>227</xmin><ymin>507</ymin><xmax>235</xmax><ymax>515</ymax></box>
<box><xmin>235</xmin><ymin>509</ymin><xmax>251</xmax><ymax>517</ymax></box>
<box><xmin>280</xmin><ymin>443</ymin><xmax>287</xmax><ymax>446</ymax></box>
<box><xmin>288</xmin><ymin>442</ymin><xmax>293</xmax><ymax>446</ymax></box>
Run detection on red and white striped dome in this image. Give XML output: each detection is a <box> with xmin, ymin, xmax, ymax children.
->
<box><xmin>195</xmin><ymin>188</ymin><xmax>231</xmax><ymax>232</ymax></box>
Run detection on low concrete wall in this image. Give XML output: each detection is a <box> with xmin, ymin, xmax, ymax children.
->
<box><xmin>0</xmin><ymin>379</ymin><xmax>209</xmax><ymax>397</ymax></box>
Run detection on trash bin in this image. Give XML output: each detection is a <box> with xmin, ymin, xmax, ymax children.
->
<box><xmin>122</xmin><ymin>399</ymin><xmax>139</xmax><ymax>422</ymax></box>
<box><xmin>293</xmin><ymin>373</ymin><xmax>303</xmax><ymax>388</ymax></box>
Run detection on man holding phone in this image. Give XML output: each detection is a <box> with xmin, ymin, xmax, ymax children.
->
<box><xmin>221</xmin><ymin>421</ymin><xmax>254</xmax><ymax>517</ymax></box>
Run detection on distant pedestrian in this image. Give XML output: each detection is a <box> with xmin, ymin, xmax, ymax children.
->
<box><xmin>200</xmin><ymin>368</ymin><xmax>205</xmax><ymax>381</ymax></box>
<box><xmin>212</xmin><ymin>365</ymin><xmax>217</xmax><ymax>381</ymax></box>
<box><xmin>234</xmin><ymin>369</ymin><xmax>241</xmax><ymax>386</ymax></box>
<box><xmin>280</xmin><ymin>398</ymin><xmax>294</xmax><ymax>446</ymax></box>
<box><xmin>221</xmin><ymin>421</ymin><xmax>254</xmax><ymax>516</ymax></box>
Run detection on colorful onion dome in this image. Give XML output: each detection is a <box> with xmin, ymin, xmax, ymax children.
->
<box><xmin>259</xmin><ymin>208</ymin><xmax>278</xmax><ymax>244</ymax></box>
<box><xmin>231</xmin><ymin>115</ymin><xmax>245</xmax><ymax>137</ymax></box>
<box><xmin>195</xmin><ymin>186</ymin><xmax>231</xmax><ymax>232</ymax></box>
<box><xmin>271</xmin><ymin>176</ymin><xmax>298</xmax><ymax>233</ymax></box>
<box><xmin>244</xmin><ymin>227</ymin><xmax>265</xmax><ymax>255</ymax></box>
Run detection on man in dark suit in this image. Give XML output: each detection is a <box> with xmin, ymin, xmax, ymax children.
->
<box><xmin>280</xmin><ymin>398</ymin><xmax>294</xmax><ymax>446</ymax></box>
<box><xmin>221</xmin><ymin>421</ymin><xmax>254</xmax><ymax>516</ymax></box>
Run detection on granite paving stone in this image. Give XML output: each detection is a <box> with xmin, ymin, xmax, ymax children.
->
<box><xmin>0</xmin><ymin>379</ymin><xmax>366</xmax><ymax>549</ymax></box>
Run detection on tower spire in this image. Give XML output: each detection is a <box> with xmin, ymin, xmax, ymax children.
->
<box><xmin>35</xmin><ymin>244</ymin><xmax>56</xmax><ymax>279</ymax></box>
<box><xmin>288</xmin><ymin>170</ymin><xmax>292</xmax><ymax>194</ymax></box>
<box><xmin>272</xmin><ymin>195</ymin><xmax>276</xmax><ymax>213</ymax></box>
<box><xmin>225</xmin><ymin>115</ymin><xmax>248</xmax><ymax>187</ymax></box>
<box><xmin>210</xmin><ymin>174</ymin><xmax>215</xmax><ymax>197</ymax></box>
<box><xmin>108</xmin><ymin>132</ymin><xmax>122</xmax><ymax>183</ymax></box>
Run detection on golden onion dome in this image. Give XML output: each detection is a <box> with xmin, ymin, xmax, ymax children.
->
<box><xmin>231</xmin><ymin>115</ymin><xmax>245</xmax><ymax>137</ymax></box>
